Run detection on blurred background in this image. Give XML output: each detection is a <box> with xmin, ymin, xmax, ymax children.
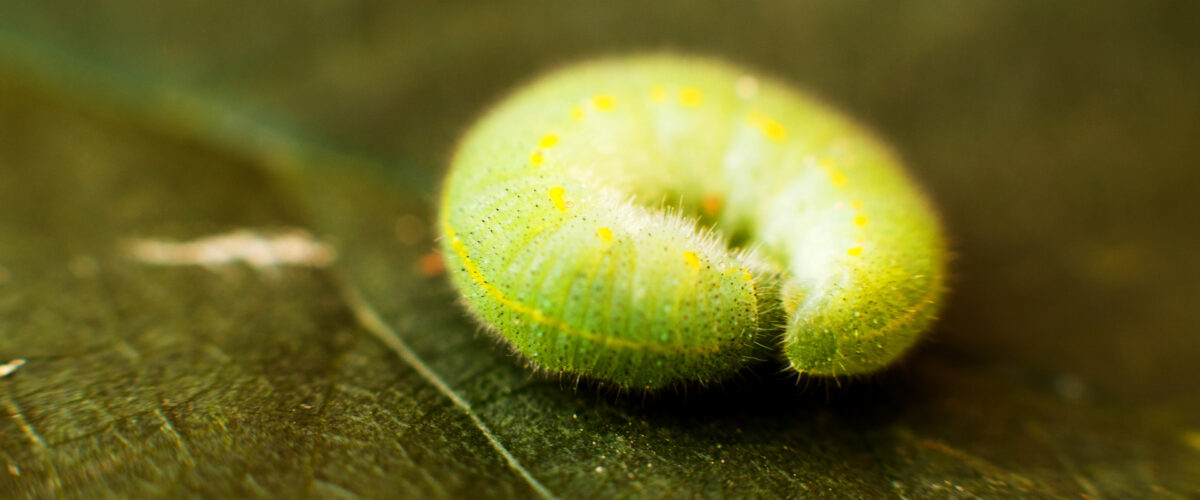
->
<box><xmin>1</xmin><ymin>1</ymin><xmax>1198</xmax><ymax>498</ymax></box>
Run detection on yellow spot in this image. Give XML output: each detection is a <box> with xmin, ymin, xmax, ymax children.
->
<box><xmin>854</xmin><ymin>215</ymin><xmax>868</xmax><ymax>227</ymax></box>
<box><xmin>530</xmin><ymin>151</ymin><xmax>544</xmax><ymax>165</ymax></box>
<box><xmin>592</xmin><ymin>94</ymin><xmax>616</xmax><ymax>111</ymax></box>
<box><xmin>748</xmin><ymin>111</ymin><xmax>787</xmax><ymax>142</ymax></box>
<box><xmin>548</xmin><ymin>186</ymin><xmax>568</xmax><ymax>211</ymax></box>
<box><xmin>597</xmin><ymin>227</ymin><xmax>613</xmax><ymax>242</ymax></box>
<box><xmin>679</xmin><ymin>87</ymin><xmax>703</xmax><ymax>107</ymax></box>
<box><xmin>847</xmin><ymin>246</ymin><xmax>863</xmax><ymax>256</ymax></box>
<box><xmin>570</xmin><ymin>107</ymin><xmax>585</xmax><ymax>121</ymax></box>
<box><xmin>538</xmin><ymin>134</ymin><xmax>559</xmax><ymax>148</ymax></box>
<box><xmin>763</xmin><ymin>122</ymin><xmax>787</xmax><ymax>141</ymax></box>
<box><xmin>851</xmin><ymin>200</ymin><xmax>864</xmax><ymax>210</ymax></box>
<box><xmin>702</xmin><ymin>194</ymin><xmax>724</xmax><ymax>216</ymax></box>
<box><xmin>651</xmin><ymin>85</ymin><xmax>668</xmax><ymax>103</ymax></box>
<box><xmin>683</xmin><ymin>251</ymin><xmax>701</xmax><ymax>269</ymax></box>
<box><xmin>830</xmin><ymin>172</ymin><xmax>848</xmax><ymax>187</ymax></box>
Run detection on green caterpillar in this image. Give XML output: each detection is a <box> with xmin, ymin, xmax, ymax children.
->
<box><xmin>438</xmin><ymin>55</ymin><xmax>946</xmax><ymax>390</ymax></box>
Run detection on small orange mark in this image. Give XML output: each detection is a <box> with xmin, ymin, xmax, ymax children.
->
<box><xmin>651</xmin><ymin>85</ymin><xmax>668</xmax><ymax>103</ymax></box>
<box><xmin>683</xmin><ymin>251</ymin><xmax>701</xmax><ymax>269</ymax></box>
<box><xmin>570</xmin><ymin>107</ymin><xmax>585</xmax><ymax>121</ymax></box>
<box><xmin>853</xmin><ymin>214</ymin><xmax>868</xmax><ymax>227</ymax></box>
<box><xmin>592</xmin><ymin>94</ymin><xmax>616</xmax><ymax>111</ymax></box>
<box><xmin>549</xmin><ymin>186</ymin><xmax>568</xmax><ymax>211</ymax></box>
<box><xmin>830</xmin><ymin>172</ymin><xmax>848</xmax><ymax>187</ymax></box>
<box><xmin>597</xmin><ymin>227</ymin><xmax>613</xmax><ymax>242</ymax></box>
<box><xmin>418</xmin><ymin>251</ymin><xmax>444</xmax><ymax>277</ymax></box>
<box><xmin>679</xmin><ymin>87</ymin><xmax>703</xmax><ymax>107</ymax></box>
<box><xmin>847</xmin><ymin>246</ymin><xmax>863</xmax><ymax>256</ymax></box>
<box><xmin>702</xmin><ymin>194</ymin><xmax>724</xmax><ymax>216</ymax></box>
<box><xmin>530</xmin><ymin>151</ymin><xmax>544</xmax><ymax>165</ymax></box>
<box><xmin>539</xmin><ymin>134</ymin><xmax>559</xmax><ymax>148</ymax></box>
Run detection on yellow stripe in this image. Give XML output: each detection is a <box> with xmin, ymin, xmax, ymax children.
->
<box><xmin>443</xmin><ymin>220</ymin><xmax>729</xmax><ymax>355</ymax></box>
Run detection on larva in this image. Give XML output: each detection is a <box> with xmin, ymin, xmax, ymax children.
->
<box><xmin>439</xmin><ymin>55</ymin><xmax>946</xmax><ymax>389</ymax></box>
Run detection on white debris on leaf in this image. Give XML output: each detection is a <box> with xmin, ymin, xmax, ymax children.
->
<box><xmin>0</xmin><ymin>359</ymin><xmax>25</xmax><ymax>378</ymax></box>
<box><xmin>126</xmin><ymin>228</ymin><xmax>336</xmax><ymax>269</ymax></box>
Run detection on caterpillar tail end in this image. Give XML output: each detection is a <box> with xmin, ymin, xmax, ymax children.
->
<box><xmin>779</xmin><ymin>272</ymin><xmax>946</xmax><ymax>377</ymax></box>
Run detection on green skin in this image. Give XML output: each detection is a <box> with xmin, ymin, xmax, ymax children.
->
<box><xmin>439</xmin><ymin>55</ymin><xmax>946</xmax><ymax>389</ymax></box>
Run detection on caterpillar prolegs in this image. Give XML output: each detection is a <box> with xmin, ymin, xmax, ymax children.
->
<box><xmin>439</xmin><ymin>55</ymin><xmax>946</xmax><ymax>389</ymax></box>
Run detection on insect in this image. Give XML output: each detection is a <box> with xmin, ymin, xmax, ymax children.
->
<box><xmin>438</xmin><ymin>55</ymin><xmax>946</xmax><ymax>390</ymax></box>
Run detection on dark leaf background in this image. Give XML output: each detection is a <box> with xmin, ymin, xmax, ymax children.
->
<box><xmin>1</xmin><ymin>1</ymin><xmax>1198</xmax><ymax>498</ymax></box>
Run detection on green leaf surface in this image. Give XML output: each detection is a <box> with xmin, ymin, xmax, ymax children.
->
<box><xmin>1</xmin><ymin>1</ymin><xmax>1198</xmax><ymax>498</ymax></box>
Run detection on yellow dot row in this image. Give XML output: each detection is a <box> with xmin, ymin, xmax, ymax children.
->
<box><xmin>538</xmin><ymin>84</ymin><xmax>863</xmax><ymax>261</ymax></box>
<box><xmin>534</xmin><ymin>92</ymin><xmax>624</xmax><ymax>165</ymax></box>
<box><xmin>819</xmin><ymin>162</ymin><xmax>869</xmax><ymax>257</ymax></box>
<box><xmin>546</xmin><ymin>84</ymin><xmax>783</xmax><ymax>167</ymax></box>
<box><xmin>529</xmin><ymin>133</ymin><xmax>559</xmax><ymax>166</ymax></box>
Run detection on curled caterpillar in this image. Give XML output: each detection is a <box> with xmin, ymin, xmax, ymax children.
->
<box><xmin>439</xmin><ymin>55</ymin><xmax>946</xmax><ymax>389</ymax></box>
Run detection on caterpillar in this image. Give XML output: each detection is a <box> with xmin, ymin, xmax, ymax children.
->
<box><xmin>438</xmin><ymin>55</ymin><xmax>946</xmax><ymax>390</ymax></box>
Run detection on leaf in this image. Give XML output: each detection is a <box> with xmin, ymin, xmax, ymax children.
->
<box><xmin>1</xmin><ymin>1</ymin><xmax>1199</xmax><ymax>498</ymax></box>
